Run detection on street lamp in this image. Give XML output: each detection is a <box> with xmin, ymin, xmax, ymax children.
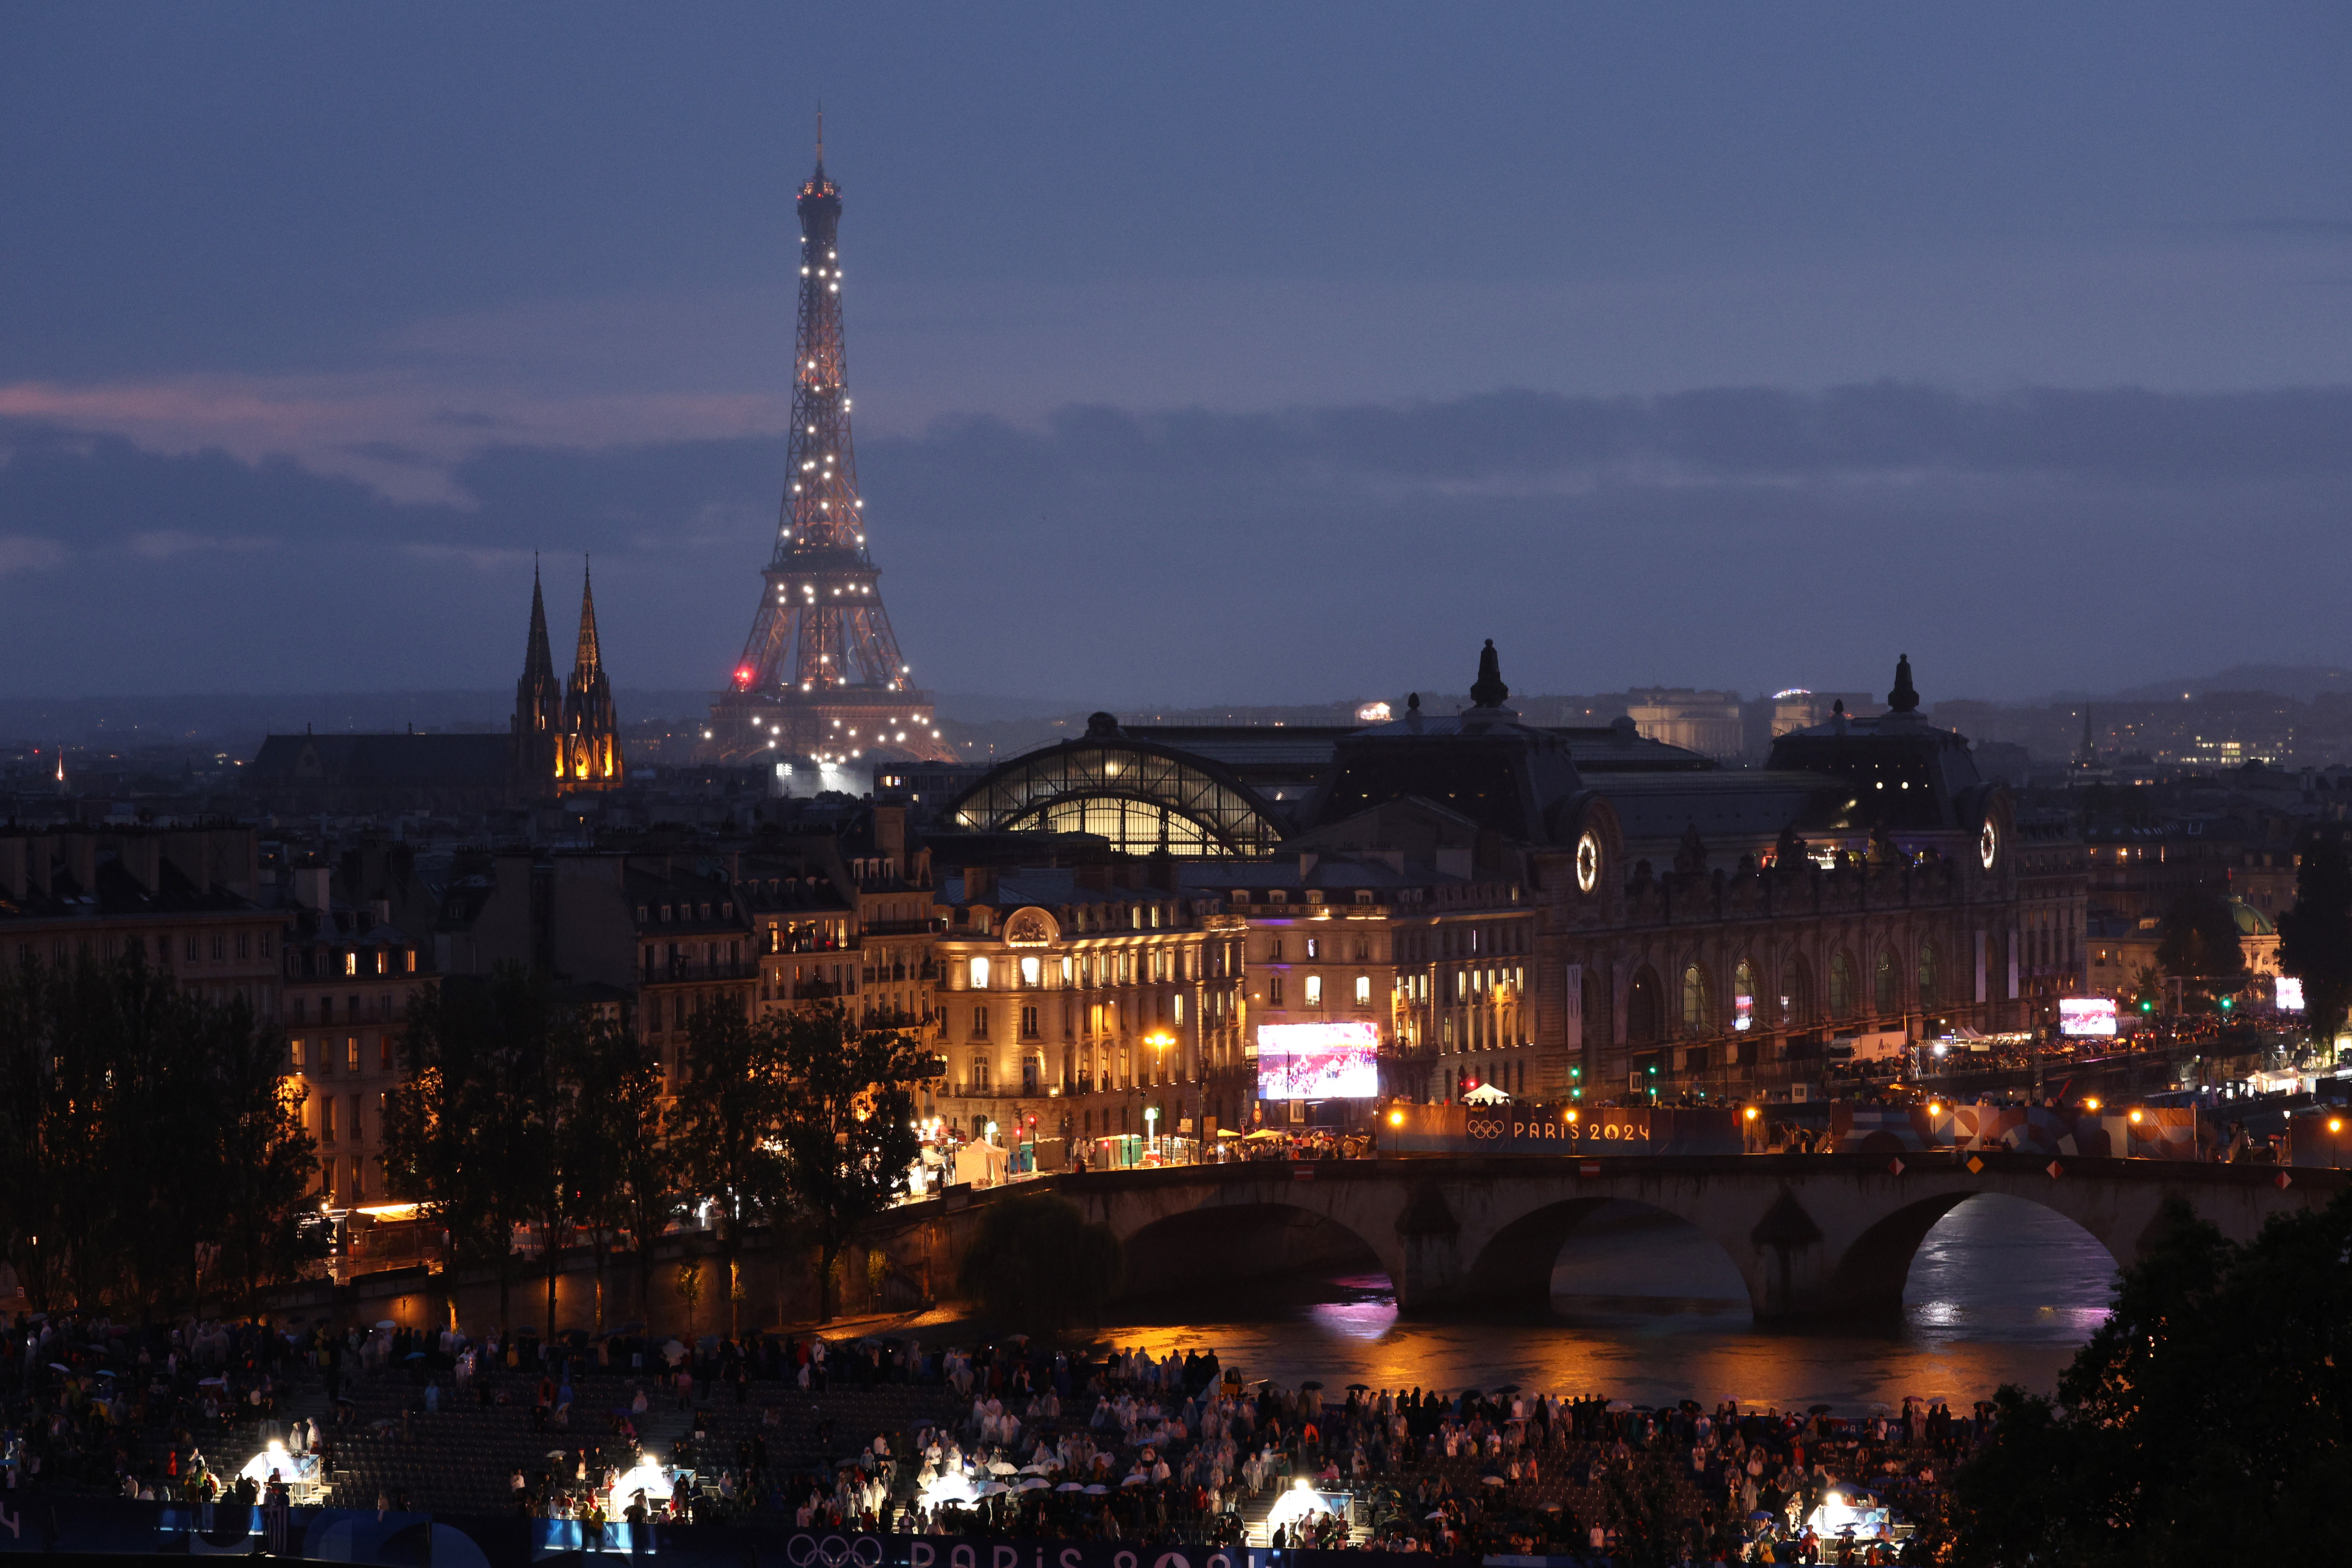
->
<box><xmin>1145</xmin><ymin>1104</ymin><xmax>1159</xmax><ymax>1154</ymax></box>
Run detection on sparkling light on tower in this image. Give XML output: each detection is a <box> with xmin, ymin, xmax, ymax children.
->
<box><xmin>707</xmin><ymin>112</ymin><xmax>951</xmax><ymax>766</ymax></box>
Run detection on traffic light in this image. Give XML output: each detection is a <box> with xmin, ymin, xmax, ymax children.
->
<box><xmin>2140</xmin><ymin>999</ymin><xmax>2154</xmax><ymax>1013</ymax></box>
<box><xmin>2219</xmin><ymin>996</ymin><xmax>2234</xmax><ymax>1011</ymax></box>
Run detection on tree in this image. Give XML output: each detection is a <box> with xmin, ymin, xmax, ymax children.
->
<box><xmin>2279</xmin><ymin>832</ymin><xmax>2352</xmax><ymax>1046</ymax></box>
<box><xmin>559</xmin><ymin>1015</ymin><xmax>666</xmax><ymax>1332</ymax></box>
<box><xmin>955</xmin><ymin>1192</ymin><xmax>1125</xmax><ymax>1338</ymax></box>
<box><xmin>0</xmin><ymin>945</ymin><xmax>313</xmax><ymax>1319</ymax></box>
<box><xmin>774</xmin><ymin>1004</ymin><xmax>932</xmax><ymax>1322</ymax></box>
<box><xmin>667</xmin><ymin>1001</ymin><xmax>789</xmax><ymax>1336</ymax></box>
<box><xmin>382</xmin><ymin>967</ymin><xmax>558</xmax><ymax>1336</ymax></box>
<box><xmin>1946</xmin><ymin>1194</ymin><xmax>2352</xmax><ymax>1565</ymax></box>
<box><xmin>2155</xmin><ymin>888</ymin><xmax>2245</xmax><ymax>992</ymax></box>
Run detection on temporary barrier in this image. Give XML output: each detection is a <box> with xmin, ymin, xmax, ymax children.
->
<box><xmin>1822</xmin><ymin>1106</ymin><xmax>1943</xmax><ymax>1153</ymax></box>
<box><xmin>1390</xmin><ymin>1103</ymin><xmax>1744</xmax><ymax>1156</ymax></box>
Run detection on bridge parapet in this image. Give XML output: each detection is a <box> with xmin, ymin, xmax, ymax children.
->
<box><xmin>1021</xmin><ymin>1153</ymin><xmax>2343</xmax><ymax>1321</ymax></box>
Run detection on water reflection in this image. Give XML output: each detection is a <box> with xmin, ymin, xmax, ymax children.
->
<box><xmin>1104</xmin><ymin>1194</ymin><xmax>2116</xmax><ymax>1413</ymax></box>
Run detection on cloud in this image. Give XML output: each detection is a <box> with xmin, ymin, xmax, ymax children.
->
<box><xmin>1</xmin><ymin>383</ymin><xmax>2348</xmax><ymax>703</ymax></box>
<box><xmin>0</xmin><ymin>535</ymin><xmax>68</xmax><ymax>576</ymax></box>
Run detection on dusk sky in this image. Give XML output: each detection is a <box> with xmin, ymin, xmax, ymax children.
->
<box><xmin>4</xmin><ymin>3</ymin><xmax>2350</xmax><ymax>708</ymax></box>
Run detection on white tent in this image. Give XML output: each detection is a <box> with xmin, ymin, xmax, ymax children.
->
<box><xmin>953</xmin><ymin>1142</ymin><xmax>1013</xmax><ymax>1187</ymax></box>
<box><xmin>1461</xmin><ymin>1083</ymin><xmax>1512</xmax><ymax>1105</ymax></box>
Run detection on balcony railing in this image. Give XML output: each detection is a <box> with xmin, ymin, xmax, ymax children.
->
<box><xmin>862</xmin><ymin>918</ymin><xmax>945</xmax><ymax>937</ymax></box>
<box><xmin>642</xmin><ymin>960</ymin><xmax>758</xmax><ymax>984</ymax></box>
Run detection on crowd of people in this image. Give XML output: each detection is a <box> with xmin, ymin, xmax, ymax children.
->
<box><xmin>3</xmin><ymin>1307</ymin><xmax>1994</xmax><ymax>1562</ymax></box>
<box><xmin>850</xmin><ymin>1342</ymin><xmax>1979</xmax><ymax>1562</ymax></box>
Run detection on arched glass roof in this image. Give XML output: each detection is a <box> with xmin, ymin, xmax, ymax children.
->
<box><xmin>945</xmin><ymin>740</ymin><xmax>1284</xmax><ymax>858</ymax></box>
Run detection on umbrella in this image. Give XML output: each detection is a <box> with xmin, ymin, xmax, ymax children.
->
<box><xmin>987</xmin><ymin>1461</ymin><xmax>1017</xmax><ymax>1475</ymax></box>
<box><xmin>1346</xmin><ymin>1384</ymin><xmax>1369</xmax><ymax>1392</ymax></box>
<box><xmin>47</xmin><ymin>1363</ymin><xmax>70</xmax><ymax>1374</ymax></box>
<box><xmin>1018</xmin><ymin>1478</ymin><xmax>1050</xmax><ymax>1492</ymax></box>
<box><xmin>1300</xmin><ymin>1380</ymin><xmax>1323</xmax><ymax>1391</ymax></box>
<box><xmin>1604</xmin><ymin>1401</ymin><xmax>1632</xmax><ymax>1413</ymax></box>
<box><xmin>1120</xmin><ymin>1475</ymin><xmax>1147</xmax><ymax>1487</ymax></box>
<box><xmin>1425</xmin><ymin>1511</ymin><xmax>1446</xmax><ymax>1521</ymax></box>
<box><xmin>402</xmin><ymin>1352</ymin><xmax>426</xmax><ymax>1363</ymax></box>
<box><xmin>375</xmin><ymin>1321</ymin><xmax>396</xmax><ymax>1331</ymax></box>
<box><xmin>1056</xmin><ymin>1482</ymin><xmax>1085</xmax><ymax>1493</ymax></box>
<box><xmin>1083</xmin><ymin>1484</ymin><xmax>1107</xmax><ymax>1495</ymax></box>
<box><xmin>1018</xmin><ymin>1462</ymin><xmax>1057</xmax><ymax>1474</ymax></box>
<box><xmin>1807</xmin><ymin>1404</ymin><xmax>1832</xmax><ymax>1416</ymax></box>
<box><xmin>1480</xmin><ymin>1476</ymin><xmax>1506</xmax><ymax>1487</ymax></box>
<box><xmin>1748</xmin><ymin>1511</ymin><xmax>1773</xmax><ymax>1523</ymax></box>
<box><xmin>1493</xmin><ymin>1384</ymin><xmax>1520</xmax><ymax>1395</ymax></box>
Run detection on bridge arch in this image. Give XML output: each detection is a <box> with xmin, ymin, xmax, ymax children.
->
<box><xmin>1829</xmin><ymin>1190</ymin><xmax>2125</xmax><ymax>1316</ymax></box>
<box><xmin>1459</xmin><ymin>1196</ymin><xmax>1755</xmax><ymax>1315</ymax></box>
<box><xmin>1115</xmin><ymin>1200</ymin><xmax>1391</xmax><ymax>1300</ymax></box>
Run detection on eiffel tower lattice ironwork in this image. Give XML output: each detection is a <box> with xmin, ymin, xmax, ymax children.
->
<box><xmin>709</xmin><ymin>121</ymin><xmax>950</xmax><ymax>766</ymax></box>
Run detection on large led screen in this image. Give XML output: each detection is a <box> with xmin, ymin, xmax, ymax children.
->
<box><xmin>1256</xmin><ymin>1021</ymin><xmax>1380</xmax><ymax>1100</ymax></box>
<box><xmin>2058</xmin><ymin>997</ymin><xmax>2118</xmax><ymax>1037</ymax></box>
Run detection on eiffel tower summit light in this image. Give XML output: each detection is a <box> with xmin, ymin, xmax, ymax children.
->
<box><xmin>708</xmin><ymin>115</ymin><xmax>952</xmax><ymax>767</ymax></box>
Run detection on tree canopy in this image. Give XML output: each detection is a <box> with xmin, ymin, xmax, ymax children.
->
<box><xmin>0</xmin><ymin>946</ymin><xmax>315</xmax><ymax>1318</ymax></box>
<box><xmin>2280</xmin><ymin>832</ymin><xmax>2352</xmax><ymax>1045</ymax></box>
<box><xmin>2155</xmin><ymin>888</ymin><xmax>2245</xmax><ymax>985</ymax></box>
<box><xmin>1947</xmin><ymin>1193</ymin><xmax>2352</xmax><ymax>1565</ymax></box>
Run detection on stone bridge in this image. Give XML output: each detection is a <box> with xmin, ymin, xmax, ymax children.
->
<box><xmin>1006</xmin><ymin>1153</ymin><xmax>2345</xmax><ymax>1320</ymax></box>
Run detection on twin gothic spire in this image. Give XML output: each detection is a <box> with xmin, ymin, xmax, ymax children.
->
<box><xmin>511</xmin><ymin>557</ymin><xmax>623</xmax><ymax>795</ymax></box>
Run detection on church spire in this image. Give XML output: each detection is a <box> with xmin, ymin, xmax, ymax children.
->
<box><xmin>511</xmin><ymin>557</ymin><xmax>564</xmax><ymax>798</ymax></box>
<box><xmin>572</xmin><ymin>555</ymin><xmax>602</xmax><ymax>676</ymax></box>
<box><xmin>524</xmin><ymin>555</ymin><xmax>555</xmax><ymax>679</ymax></box>
<box><xmin>557</xmin><ymin>558</ymin><xmax>623</xmax><ymax>791</ymax></box>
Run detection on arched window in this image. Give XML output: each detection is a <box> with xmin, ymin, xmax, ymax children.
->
<box><xmin>1779</xmin><ymin>954</ymin><xmax>1812</xmax><ymax>1027</ymax></box>
<box><xmin>1828</xmin><ymin>951</ymin><xmax>1855</xmax><ymax>1020</ymax></box>
<box><xmin>1874</xmin><ymin>948</ymin><xmax>1899</xmax><ymax>1014</ymax></box>
<box><xmin>1917</xmin><ymin>939</ymin><xmax>1940</xmax><ymax>1010</ymax></box>
<box><xmin>1681</xmin><ymin>963</ymin><xmax>1712</xmax><ymax>1035</ymax></box>
<box><xmin>1732</xmin><ymin>959</ymin><xmax>1758</xmax><ymax>1030</ymax></box>
<box><xmin>1628</xmin><ymin>966</ymin><xmax>1662</xmax><ymax>1044</ymax></box>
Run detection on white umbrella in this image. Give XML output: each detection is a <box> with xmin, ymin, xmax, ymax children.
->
<box><xmin>987</xmin><ymin>1460</ymin><xmax>1017</xmax><ymax>1475</ymax></box>
<box><xmin>1056</xmin><ymin>1482</ymin><xmax>1085</xmax><ymax>1493</ymax></box>
<box><xmin>1083</xmin><ymin>1484</ymin><xmax>1108</xmax><ymax>1495</ymax></box>
<box><xmin>1120</xmin><ymin>1475</ymin><xmax>1147</xmax><ymax>1487</ymax></box>
<box><xmin>1605</xmin><ymin>1400</ymin><xmax>1633</xmax><ymax>1413</ymax></box>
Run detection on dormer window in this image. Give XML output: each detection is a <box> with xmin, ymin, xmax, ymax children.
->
<box><xmin>1269</xmin><ymin>890</ymin><xmax>1288</xmax><ymax>905</ymax></box>
<box><xmin>637</xmin><ymin>905</ymin><xmax>648</xmax><ymax>922</ymax></box>
<box><xmin>661</xmin><ymin>904</ymin><xmax>673</xmax><ymax>921</ymax></box>
<box><xmin>1354</xmin><ymin>890</ymin><xmax>1374</xmax><ymax>904</ymax></box>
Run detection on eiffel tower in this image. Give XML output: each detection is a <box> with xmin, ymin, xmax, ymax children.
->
<box><xmin>708</xmin><ymin>121</ymin><xmax>951</xmax><ymax>767</ymax></box>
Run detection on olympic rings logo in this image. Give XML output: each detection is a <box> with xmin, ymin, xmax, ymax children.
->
<box><xmin>1467</xmin><ymin>1119</ymin><xmax>1506</xmax><ymax>1139</ymax></box>
<box><xmin>787</xmin><ymin>1535</ymin><xmax>886</xmax><ymax>1568</ymax></box>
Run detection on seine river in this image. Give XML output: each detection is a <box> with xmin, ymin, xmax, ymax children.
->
<box><xmin>1097</xmin><ymin>1195</ymin><xmax>2116</xmax><ymax>1412</ymax></box>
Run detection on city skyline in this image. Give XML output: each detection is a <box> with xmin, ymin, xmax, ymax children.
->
<box><xmin>2</xmin><ymin>4</ymin><xmax>2350</xmax><ymax>705</ymax></box>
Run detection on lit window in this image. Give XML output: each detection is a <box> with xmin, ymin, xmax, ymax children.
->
<box><xmin>970</xmin><ymin>956</ymin><xmax>990</xmax><ymax>989</ymax></box>
<box><xmin>343</xmin><ymin>952</ymin><xmax>358</xmax><ymax>977</ymax></box>
<box><xmin>1020</xmin><ymin>955</ymin><xmax>1041</xmax><ymax>987</ymax></box>
<box><xmin>1355</xmin><ymin>975</ymin><xmax>1372</xmax><ymax>1006</ymax></box>
<box><xmin>1305</xmin><ymin>974</ymin><xmax>1324</xmax><ymax>1007</ymax></box>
